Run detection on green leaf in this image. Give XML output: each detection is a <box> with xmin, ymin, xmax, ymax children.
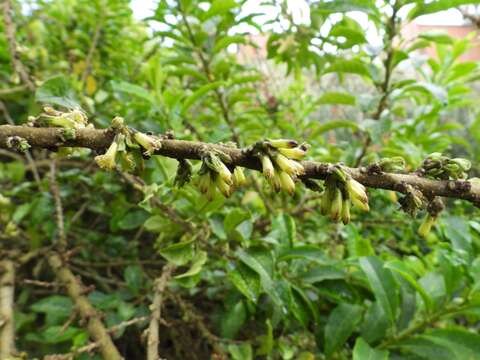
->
<box><xmin>159</xmin><ymin>240</ymin><xmax>194</xmax><ymax>266</ymax></box>
<box><xmin>353</xmin><ymin>338</ymin><xmax>388</xmax><ymax>360</ymax></box>
<box><xmin>317</xmin><ymin>92</ymin><xmax>356</xmax><ymax>106</ymax></box>
<box><xmin>419</xmin><ymin>31</ymin><xmax>453</xmax><ymax>45</ymax></box>
<box><xmin>175</xmin><ymin>251</ymin><xmax>207</xmax><ymax>279</ymax></box>
<box><xmin>220</xmin><ymin>300</ymin><xmax>247</xmax><ymax>339</ymax></box>
<box><xmin>360</xmin><ymin>301</ymin><xmax>389</xmax><ymax>343</ymax></box>
<box><xmin>385</xmin><ymin>260</ymin><xmax>433</xmax><ymax>311</ymax></box>
<box><xmin>35</xmin><ymin>75</ymin><xmax>80</xmax><ymax>109</ymax></box>
<box><xmin>228</xmin><ymin>262</ymin><xmax>261</xmax><ymax>302</ymax></box>
<box><xmin>224</xmin><ymin>208</ymin><xmax>250</xmax><ymax>235</ymax></box>
<box><xmin>359</xmin><ymin>256</ymin><xmax>399</xmax><ymax>325</ymax></box>
<box><xmin>214</xmin><ymin>35</ymin><xmax>246</xmax><ymax>53</ymax></box>
<box><xmin>277</xmin><ymin>245</ymin><xmax>327</xmax><ymax>263</ymax></box>
<box><xmin>409</xmin><ymin>0</ymin><xmax>480</xmax><ymax>20</ymax></box>
<box><xmin>228</xmin><ymin>343</ymin><xmax>253</xmax><ymax>360</ymax></box>
<box><xmin>418</xmin><ymin>272</ymin><xmax>446</xmax><ymax>310</ymax></box>
<box><xmin>124</xmin><ymin>265</ymin><xmax>143</xmax><ymax>294</ymax></box>
<box><xmin>237</xmin><ymin>249</ymin><xmax>282</xmax><ymax>307</ymax></box>
<box><xmin>301</xmin><ymin>266</ymin><xmax>345</xmax><ymax>283</ymax></box>
<box><xmin>110</xmin><ymin>80</ymin><xmax>154</xmax><ymax>103</ymax></box>
<box><xmin>310</xmin><ymin>120</ymin><xmax>360</xmax><ymax>136</ymax></box>
<box><xmin>256</xmin><ymin>320</ymin><xmax>274</xmax><ymax>356</ymax></box>
<box><xmin>181</xmin><ymin>81</ymin><xmax>224</xmax><ymax>114</ymax></box>
<box><xmin>398</xmin><ymin>336</ymin><xmax>457</xmax><ymax>360</ymax></box>
<box><xmin>422</xmin><ymin>328</ymin><xmax>480</xmax><ymax>358</ymax></box>
<box><xmin>324</xmin><ymin>59</ymin><xmax>370</xmax><ymax>77</ymax></box>
<box><xmin>324</xmin><ymin>303</ymin><xmax>363</xmax><ymax>356</ymax></box>
<box><xmin>204</xmin><ymin>0</ymin><xmax>237</xmax><ymax>20</ymax></box>
<box><xmin>31</xmin><ymin>296</ymin><xmax>72</xmax><ymax>317</ymax></box>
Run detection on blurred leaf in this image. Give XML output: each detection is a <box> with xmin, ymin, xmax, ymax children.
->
<box><xmin>324</xmin><ymin>303</ymin><xmax>363</xmax><ymax>356</ymax></box>
<box><xmin>36</xmin><ymin>75</ymin><xmax>80</xmax><ymax>109</ymax></box>
<box><xmin>359</xmin><ymin>256</ymin><xmax>398</xmax><ymax>325</ymax></box>
<box><xmin>353</xmin><ymin>337</ymin><xmax>388</xmax><ymax>360</ymax></box>
<box><xmin>159</xmin><ymin>240</ymin><xmax>194</xmax><ymax>266</ymax></box>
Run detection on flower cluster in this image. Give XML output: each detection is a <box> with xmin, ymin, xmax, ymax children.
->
<box><xmin>258</xmin><ymin>139</ymin><xmax>306</xmax><ymax>194</ymax></box>
<box><xmin>421</xmin><ymin>153</ymin><xmax>471</xmax><ymax>180</ymax></box>
<box><xmin>94</xmin><ymin>117</ymin><xmax>162</xmax><ymax>171</ymax></box>
<box><xmin>196</xmin><ymin>152</ymin><xmax>246</xmax><ymax>200</ymax></box>
<box><xmin>32</xmin><ymin>106</ymin><xmax>90</xmax><ymax>129</ymax></box>
<box><xmin>320</xmin><ymin>166</ymin><xmax>369</xmax><ymax>224</ymax></box>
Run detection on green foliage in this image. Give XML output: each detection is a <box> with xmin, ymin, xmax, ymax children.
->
<box><xmin>2</xmin><ymin>0</ymin><xmax>480</xmax><ymax>359</ymax></box>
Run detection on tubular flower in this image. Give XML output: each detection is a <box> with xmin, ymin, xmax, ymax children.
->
<box><xmin>346</xmin><ymin>178</ymin><xmax>369</xmax><ymax>211</ymax></box>
<box><xmin>418</xmin><ymin>214</ymin><xmax>437</xmax><ymax>238</ymax></box>
<box><xmin>267</xmin><ymin>139</ymin><xmax>298</xmax><ymax>149</ymax></box>
<box><xmin>233</xmin><ymin>167</ymin><xmax>247</xmax><ymax>187</ymax></box>
<box><xmin>273</xmin><ymin>154</ymin><xmax>304</xmax><ymax>176</ymax></box>
<box><xmin>261</xmin><ymin>155</ymin><xmax>275</xmax><ymax>179</ymax></box>
<box><xmin>341</xmin><ymin>197</ymin><xmax>351</xmax><ymax>225</ymax></box>
<box><xmin>205</xmin><ymin>154</ymin><xmax>232</xmax><ymax>185</ymax></box>
<box><xmin>278</xmin><ymin>171</ymin><xmax>295</xmax><ymax>195</ymax></box>
<box><xmin>215</xmin><ymin>174</ymin><xmax>232</xmax><ymax>197</ymax></box>
<box><xmin>330</xmin><ymin>188</ymin><xmax>343</xmax><ymax>222</ymax></box>
<box><xmin>94</xmin><ymin>137</ymin><xmax>119</xmax><ymax>170</ymax></box>
<box><xmin>278</xmin><ymin>147</ymin><xmax>306</xmax><ymax>160</ymax></box>
<box><xmin>133</xmin><ymin>132</ymin><xmax>162</xmax><ymax>156</ymax></box>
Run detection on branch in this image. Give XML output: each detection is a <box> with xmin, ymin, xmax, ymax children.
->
<box><xmin>0</xmin><ymin>125</ymin><xmax>479</xmax><ymax>205</ymax></box>
<box><xmin>147</xmin><ymin>264</ymin><xmax>174</xmax><ymax>360</ymax></box>
<box><xmin>47</xmin><ymin>253</ymin><xmax>123</xmax><ymax>360</ymax></box>
<box><xmin>0</xmin><ymin>260</ymin><xmax>16</xmax><ymax>360</ymax></box>
<box><xmin>44</xmin><ymin>316</ymin><xmax>149</xmax><ymax>360</ymax></box>
<box><xmin>2</xmin><ymin>0</ymin><xmax>35</xmax><ymax>91</ymax></box>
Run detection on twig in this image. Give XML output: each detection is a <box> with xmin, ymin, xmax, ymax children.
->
<box><xmin>2</xmin><ymin>0</ymin><xmax>35</xmax><ymax>91</ymax></box>
<box><xmin>81</xmin><ymin>21</ymin><xmax>102</xmax><ymax>86</ymax></box>
<box><xmin>47</xmin><ymin>253</ymin><xmax>123</xmax><ymax>360</ymax></box>
<box><xmin>43</xmin><ymin>316</ymin><xmax>148</xmax><ymax>360</ymax></box>
<box><xmin>147</xmin><ymin>264</ymin><xmax>175</xmax><ymax>360</ymax></box>
<box><xmin>50</xmin><ymin>160</ymin><xmax>66</xmax><ymax>249</ymax></box>
<box><xmin>0</xmin><ymin>100</ymin><xmax>42</xmax><ymax>186</ymax></box>
<box><xmin>0</xmin><ymin>260</ymin><xmax>16</xmax><ymax>359</ymax></box>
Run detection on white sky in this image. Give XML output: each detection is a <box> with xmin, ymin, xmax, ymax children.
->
<box><xmin>129</xmin><ymin>0</ymin><xmax>468</xmax><ymax>49</ymax></box>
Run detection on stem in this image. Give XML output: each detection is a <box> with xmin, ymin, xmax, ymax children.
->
<box><xmin>0</xmin><ymin>260</ymin><xmax>16</xmax><ymax>360</ymax></box>
<box><xmin>179</xmin><ymin>5</ymin><xmax>241</xmax><ymax>144</ymax></box>
<box><xmin>47</xmin><ymin>253</ymin><xmax>123</xmax><ymax>360</ymax></box>
<box><xmin>146</xmin><ymin>264</ymin><xmax>174</xmax><ymax>360</ymax></box>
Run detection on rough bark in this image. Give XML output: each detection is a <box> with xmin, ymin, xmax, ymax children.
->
<box><xmin>47</xmin><ymin>253</ymin><xmax>123</xmax><ymax>360</ymax></box>
<box><xmin>147</xmin><ymin>264</ymin><xmax>174</xmax><ymax>360</ymax></box>
<box><xmin>1</xmin><ymin>125</ymin><xmax>479</xmax><ymax>205</ymax></box>
<box><xmin>0</xmin><ymin>260</ymin><xmax>15</xmax><ymax>360</ymax></box>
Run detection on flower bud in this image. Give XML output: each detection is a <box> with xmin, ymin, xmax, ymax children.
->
<box><xmin>133</xmin><ymin>132</ymin><xmax>162</xmax><ymax>156</ymax></box>
<box><xmin>341</xmin><ymin>198</ymin><xmax>351</xmax><ymax>225</ymax></box>
<box><xmin>273</xmin><ymin>154</ymin><xmax>298</xmax><ymax>176</ymax></box>
<box><xmin>270</xmin><ymin>170</ymin><xmax>282</xmax><ymax>192</ymax></box>
<box><xmin>206</xmin><ymin>155</ymin><xmax>232</xmax><ymax>184</ymax></box>
<box><xmin>233</xmin><ymin>167</ymin><xmax>246</xmax><ymax>187</ymax></box>
<box><xmin>278</xmin><ymin>171</ymin><xmax>295</xmax><ymax>195</ymax></box>
<box><xmin>215</xmin><ymin>175</ymin><xmax>232</xmax><ymax>197</ymax></box>
<box><xmin>320</xmin><ymin>185</ymin><xmax>334</xmax><ymax>216</ymax></box>
<box><xmin>418</xmin><ymin>214</ymin><xmax>437</xmax><ymax>238</ymax></box>
<box><xmin>267</xmin><ymin>139</ymin><xmax>298</xmax><ymax>149</ymax></box>
<box><xmin>94</xmin><ymin>138</ymin><xmax>119</xmax><ymax>170</ymax></box>
<box><xmin>261</xmin><ymin>155</ymin><xmax>275</xmax><ymax>179</ymax></box>
<box><xmin>451</xmin><ymin>158</ymin><xmax>471</xmax><ymax>172</ymax></box>
<box><xmin>346</xmin><ymin>178</ymin><xmax>368</xmax><ymax>211</ymax></box>
<box><xmin>278</xmin><ymin>147</ymin><xmax>306</xmax><ymax>160</ymax></box>
<box><xmin>330</xmin><ymin>188</ymin><xmax>343</xmax><ymax>222</ymax></box>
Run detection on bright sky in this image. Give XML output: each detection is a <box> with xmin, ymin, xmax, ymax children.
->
<box><xmin>129</xmin><ymin>0</ymin><xmax>468</xmax><ymax>45</ymax></box>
